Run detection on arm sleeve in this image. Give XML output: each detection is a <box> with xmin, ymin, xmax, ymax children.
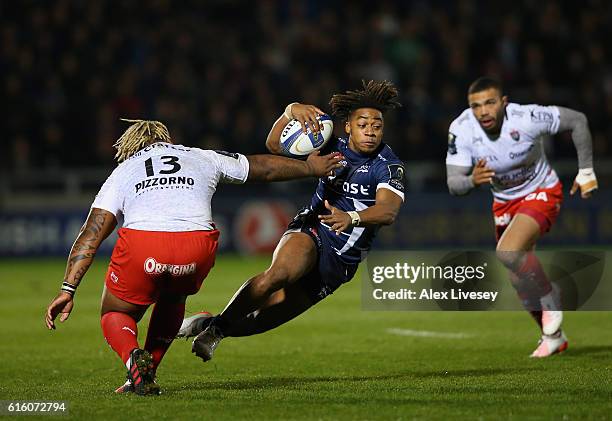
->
<box><xmin>445</xmin><ymin>122</ymin><xmax>473</xmax><ymax>167</ymax></box>
<box><xmin>556</xmin><ymin>106</ymin><xmax>594</xmax><ymax>169</ymax></box>
<box><xmin>375</xmin><ymin>161</ymin><xmax>406</xmax><ymax>202</ymax></box>
<box><xmin>91</xmin><ymin>168</ymin><xmax>124</xmax><ymax>218</ymax></box>
<box><xmin>212</xmin><ymin>150</ymin><xmax>250</xmax><ymax>184</ymax></box>
<box><xmin>447</xmin><ymin>164</ymin><xmax>475</xmax><ymax>196</ymax></box>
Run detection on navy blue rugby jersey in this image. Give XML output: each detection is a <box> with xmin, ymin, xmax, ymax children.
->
<box><xmin>310</xmin><ymin>137</ymin><xmax>405</xmax><ymax>264</ymax></box>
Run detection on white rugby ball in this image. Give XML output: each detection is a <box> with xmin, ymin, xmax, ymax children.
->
<box><xmin>279</xmin><ymin>114</ymin><xmax>333</xmax><ymax>158</ymax></box>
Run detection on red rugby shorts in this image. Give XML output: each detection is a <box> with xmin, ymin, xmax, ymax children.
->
<box><xmin>105</xmin><ymin>228</ymin><xmax>219</xmax><ymax>305</ymax></box>
<box><xmin>493</xmin><ymin>182</ymin><xmax>563</xmax><ymax>241</ymax></box>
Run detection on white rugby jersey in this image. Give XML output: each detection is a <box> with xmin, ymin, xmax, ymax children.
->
<box><xmin>446</xmin><ymin>103</ymin><xmax>561</xmax><ymax>201</ymax></box>
<box><xmin>92</xmin><ymin>143</ymin><xmax>249</xmax><ymax>231</ymax></box>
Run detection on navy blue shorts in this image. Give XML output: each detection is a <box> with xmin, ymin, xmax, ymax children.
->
<box><xmin>285</xmin><ymin>208</ymin><xmax>359</xmax><ymax>304</ymax></box>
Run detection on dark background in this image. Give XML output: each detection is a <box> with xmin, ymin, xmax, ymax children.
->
<box><xmin>3</xmin><ymin>0</ymin><xmax>611</xmax><ymax>169</ymax></box>
<box><xmin>1</xmin><ymin>0</ymin><xmax>611</xmax><ymax>255</ymax></box>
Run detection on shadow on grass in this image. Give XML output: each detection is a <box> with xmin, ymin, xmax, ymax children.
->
<box><xmin>563</xmin><ymin>345</ymin><xmax>612</xmax><ymax>358</ymax></box>
<box><xmin>178</xmin><ymin>367</ymin><xmax>536</xmax><ymax>392</ymax></box>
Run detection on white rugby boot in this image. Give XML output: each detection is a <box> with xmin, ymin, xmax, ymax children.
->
<box><xmin>176</xmin><ymin>311</ymin><xmax>213</xmax><ymax>339</ymax></box>
<box><xmin>530</xmin><ymin>330</ymin><xmax>568</xmax><ymax>358</ymax></box>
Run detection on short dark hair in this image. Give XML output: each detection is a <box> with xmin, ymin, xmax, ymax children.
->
<box><xmin>329</xmin><ymin>80</ymin><xmax>401</xmax><ymax>122</ymax></box>
<box><xmin>468</xmin><ymin>77</ymin><xmax>503</xmax><ymax>95</ymax></box>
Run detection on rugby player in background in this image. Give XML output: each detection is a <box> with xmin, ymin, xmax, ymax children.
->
<box><xmin>179</xmin><ymin>81</ymin><xmax>406</xmax><ymax>363</ymax></box>
<box><xmin>446</xmin><ymin>77</ymin><xmax>597</xmax><ymax>357</ymax></box>
<box><xmin>44</xmin><ymin>119</ymin><xmax>342</xmax><ymax>395</ymax></box>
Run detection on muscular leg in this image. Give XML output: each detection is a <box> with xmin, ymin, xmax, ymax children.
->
<box><xmin>224</xmin><ymin>280</ymin><xmax>315</xmax><ymax>337</ymax></box>
<box><xmin>100</xmin><ymin>286</ymin><xmax>149</xmax><ymax>365</ymax></box>
<box><xmin>496</xmin><ymin>213</ymin><xmax>552</xmax><ymax>328</ymax></box>
<box><xmin>144</xmin><ymin>293</ymin><xmax>187</xmax><ymax>369</ymax></box>
<box><xmin>214</xmin><ymin>232</ymin><xmax>317</xmax><ymax>334</ymax></box>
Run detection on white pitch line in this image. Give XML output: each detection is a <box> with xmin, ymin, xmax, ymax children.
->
<box><xmin>386</xmin><ymin>328</ymin><xmax>474</xmax><ymax>339</ymax></box>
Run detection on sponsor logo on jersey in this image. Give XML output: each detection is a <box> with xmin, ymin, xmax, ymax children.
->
<box><xmin>509</xmin><ymin>144</ymin><xmax>534</xmax><ymax>160</ymax></box>
<box><xmin>387</xmin><ymin>164</ymin><xmax>406</xmax><ymax>192</ymax></box>
<box><xmin>475</xmin><ymin>155</ymin><xmax>498</xmax><ymax>162</ymax></box>
<box><xmin>493</xmin><ymin>162</ymin><xmax>537</xmax><ymax>187</ymax></box>
<box><xmin>130</xmin><ymin>143</ymin><xmax>190</xmax><ymax>160</ymax></box>
<box><xmin>110</xmin><ymin>271</ymin><xmax>119</xmax><ymax>284</ymax></box>
<box><xmin>356</xmin><ymin>164</ymin><xmax>370</xmax><ymax>173</ymax></box>
<box><xmin>135</xmin><ymin>176</ymin><xmax>195</xmax><ymax>193</ymax></box>
<box><xmin>472</xmin><ymin>136</ymin><xmax>483</xmax><ymax>145</ymax></box>
<box><xmin>144</xmin><ymin>257</ymin><xmax>196</xmax><ymax>276</ymax></box>
<box><xmin>343</xmin><ymin>182</ymin><xmax>370</xmax><ymax>195</ymax></box>
<box><xmin>530</xmin><ymin>110</ymin><xmax>553</xmax><ymax>122</ymax></box>
<box><xmin>510</xmin><ymin>129</ymin><xmax>520</xmax><ymax>141</ymax></box>
<box><xmin>511</xmin><ymin>109</ymin><xmax>525</xmax><ymax>118</ymax></box>
<box><xmin>448</xmin><ymin>132</ymin><xmax>457</xmax><ymax>155</ymax></box>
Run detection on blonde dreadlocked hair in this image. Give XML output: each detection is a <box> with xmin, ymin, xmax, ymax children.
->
<box><xmin>113</xmin><ymin>119</ymin><xmax>172</xmax><ymax>162</ymax></box>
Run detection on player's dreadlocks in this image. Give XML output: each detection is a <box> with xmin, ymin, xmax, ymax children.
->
<box><xmin>113</xmin><ymin>119</ymin><xmax>171</xmax><ymax>162</ymax></box>
<box><xmin>329</xmin><ymin>80</ymin><xmax>401</xmax><ymax>122</ymax></box>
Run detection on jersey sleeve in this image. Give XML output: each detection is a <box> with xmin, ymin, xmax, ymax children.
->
<box><xmin>212</xmin><ymin>150</ymin><xmax>250</xmax><ymax>184</ymax></box>
<box><xmin>527</xmin><ymin>104</ymin><xmax>561</xmax><ymax>136</ymax></box>
<box><xmin>374</xmin><ymin>161</ymin><xmax>406</xmax><ymax>201</ymax></box>
<box><xmin>91</xmin><ymin>167</ymin><xmax>124</xmax><ymax>217</ymax></box>
<box><xmin>445</xmin><ymin>119</ymin><xmax>473</xmax><ymax>167</ymax></box>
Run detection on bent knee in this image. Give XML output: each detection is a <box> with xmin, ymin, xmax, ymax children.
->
<box><xmin>495</xmin><ymin>248</ymin><xmax>525</xmax><ymax>270</ymax></box>
<box><xmin>255</xmin><ymin>267</ymin><xmax>292</xmax><ymax>293</ymax></box>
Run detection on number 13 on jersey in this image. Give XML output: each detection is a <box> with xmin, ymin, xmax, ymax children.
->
<box><xmin>144</xmin><ymin>155</ymin><xmax>181</xmax><ymax>177</ymax></box>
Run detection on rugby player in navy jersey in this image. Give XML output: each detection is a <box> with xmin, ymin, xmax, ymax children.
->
<box><xmin>179</xmin><ymin>80</ymin><xmax>406</xmax><ymax>362</ymax></box>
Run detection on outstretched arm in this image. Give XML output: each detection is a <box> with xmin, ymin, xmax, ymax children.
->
<box><xmin>265</xmin><ymin>103</ymin><xmax>325</xmax><ymax>154</ymax></box>
<box><xmin>556</xmin><ymin>106</ymin><xmax>597</xmax><ymax>198</ymax></box>
<box><xmin>45</xmin><ymin>208</ymin><xmax>117</xmax><ymax>329</ymax></box>
<box><xmin>246</xmin><ymin>152</ymin><xmax>342</xmax><ymax>182</ymax></box>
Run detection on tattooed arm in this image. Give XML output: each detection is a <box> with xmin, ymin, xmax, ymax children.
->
<box><xmin>45</xmin><ymin>208</ymin><xmax>117</xmax><ymax>329</ymax></box>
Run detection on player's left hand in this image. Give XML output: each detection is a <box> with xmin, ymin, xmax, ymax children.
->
<box><xmin>290</xmin><ymin>103</ymin><xmax>326</xmax><ymax>134</ymax></box>
<box><xmin>571</xmin><ymin>168</ymin><xmax>598</xmax><ymax>199</ymax></box>
<box><xmin>318</xmin><ymin>200</ymin><xmax>352</xmax><ymax>234</ymax></box>
<box><xmin>45</xmin><ymin>292</ymin><xmax>74</xmax><ymax>330</ymax></box>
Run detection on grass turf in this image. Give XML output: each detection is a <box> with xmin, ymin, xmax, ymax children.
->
<box><xmin>0</xmin><ymin>257</ymin><xmax>611</xmax><ymax>420</ymax></box>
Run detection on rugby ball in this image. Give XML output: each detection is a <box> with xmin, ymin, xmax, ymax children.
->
<box><xmin>279</xmin><ymin>114</ymin><xmax>333</xmax><ymax>158</ymax></box>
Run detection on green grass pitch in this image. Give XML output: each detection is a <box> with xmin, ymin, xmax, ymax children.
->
<box><xmin>1</xmin><ymin>257</ymin><xmax>611</xmax><ymax>419</ymax></box>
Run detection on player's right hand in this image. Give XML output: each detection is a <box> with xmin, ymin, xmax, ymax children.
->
<box><xmin>471</xmin><ymin>158</ymin><xmax>495</xmax><ymax>186</ymax></box>
<box><xmin>306</xmin><ymin>151</ymin><xmax>344</xmax><ymax>177</ymax></box>
<box><xmin>290</xmin><ymin>103</ymin><xmax>325</xmax><ymax>134</ymax></box>
<box><xmin>45</xmin><ymin>292</ymin><xmax>74</xmax><ymax>330</ymax></box>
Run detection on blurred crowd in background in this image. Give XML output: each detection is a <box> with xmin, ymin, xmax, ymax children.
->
<box><xmin>3</xmin><ymin>0</ymin><xmax>611</xmax><ymax>177</ymax></box>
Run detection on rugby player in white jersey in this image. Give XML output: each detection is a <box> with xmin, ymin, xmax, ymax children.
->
<box><xmin>44</xmin><ymin>119</ymin><xmax>342</xmax><ymax>395</ymax></box>
<box><xmin>446</xmin><ymin>77</ymin><xmax>598</xmax><ymax>357</ymax></box>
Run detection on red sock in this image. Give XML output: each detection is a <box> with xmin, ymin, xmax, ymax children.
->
<box><xmin>144</xmin><ymin>301</ymin><xmax>185</xmax><ymax>369</ymax></box>
<box><xmin>101</xmin><ymin>312</ymin><xmax>139</xmax><ymax>365</ymax></box>
<box><xmin>517</xmin><ymin>252</ymin><xmax>552</xmax><ymax>297</ymax></box>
